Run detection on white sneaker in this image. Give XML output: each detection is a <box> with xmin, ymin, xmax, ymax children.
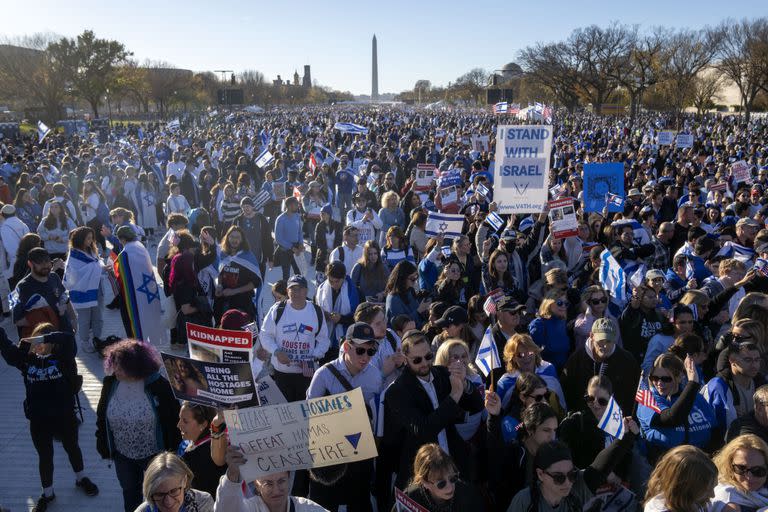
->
<box><xmin>81</xmin><ymin>340</ymin><xmax>96</xmax><ymax>354</ymax></box>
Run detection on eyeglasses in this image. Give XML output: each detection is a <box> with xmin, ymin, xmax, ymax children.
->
<box><xmin>526</xmin><ymin>391</ymin><xmax>549</xmax><ymax>402</ymax></box>
<box><xmin>409</xmin><ymin>352</ymin><xmax>434</xmax><ymax>365</ymax></box>
<box><xmin>515</xmin><ymin>351</ymin><xmax>536</xmax><ymax>359</ymax></box>
<box><xmin>589</xmin><ymin>297</ymin><xmax>608</xmax><ymax>305</ymax></box>
<box><xmin>431</xmin><ymin>474</ymin><xmax>459</xmax><ymax>490</ymax></box>
<box><xmin>732</xmin><ymin>464</ymin><xmax>768</xmax><ymax>478</ymax></box>
<box><xmin>544</xmin><ymin>469</ymin><xmax>579</xmax><ymax>485</ymax></box>
<box><xmin>584</xmin><ymin>395</ymin><xmax>609</xmax><ymax>406</ymax></box>
<box><xmin>354</xmin><ymin>347</ymin><xmax>378</xmax><ymax>357</ymax></box>
<box><xmin>555</xmin><ymin>300</ymin><xmax>569</xmax><ymax>307</ymax></box>
<box><xmin>151</xmin><ymin>485</ymin><xmax>184</xmax><ymax>503</ymax></box>
<box><xmin>649</xmin><ymin>374</ymin><xmax>674</xmax><ymax>384</ymax></box>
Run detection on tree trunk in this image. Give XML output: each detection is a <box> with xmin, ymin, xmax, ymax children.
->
<box><xmin>88</xmin><ymin>98</ymin><xmax>100</xmax><ymax>119</ymax></box>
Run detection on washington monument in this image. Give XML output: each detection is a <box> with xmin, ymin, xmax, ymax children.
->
<box><xmin>372</xmin><ymin>34</ymin><xmax>379</xmax><ymax>101</ymax></box>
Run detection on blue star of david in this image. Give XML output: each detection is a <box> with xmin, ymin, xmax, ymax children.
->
<box><xmin>612</xmin><ymin>411</ymin><xmax>620</xmax><ymax>423</ymax></box>
<box><xmin>438</xmin><ymin>222</ymin><xmax>448</xmax><ymax>232</ymax></box>
<box><xmin>137</xmin><ymin>273</ymin><xmax>160</xmax><ymax>304</ymax></box>
<box><xmin>144</xmin><ymin>196</ymin><xmax>155</xmax><ymax>207</ymax></box>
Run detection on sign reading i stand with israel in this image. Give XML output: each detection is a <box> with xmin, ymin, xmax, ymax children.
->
<box><xmin>676</xmin><ymin>133</ymin><xmax>694</xmax><ymax>148</ymax></box>
<box><xmin>493</xmin><ymin>125</ymin><xmax>552</xmax><ymax>214</ymax></box>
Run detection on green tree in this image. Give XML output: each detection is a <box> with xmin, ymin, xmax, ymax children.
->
<box><xmin>47</xmin><ymin>30</ymin><xmax>131</xmax><ymax>118</ymax></box>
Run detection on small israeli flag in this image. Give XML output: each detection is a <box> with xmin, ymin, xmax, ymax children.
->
<box><xmin>598</xmin><ymin>395</ymin><xmax>624</xmax><ymax>439</ymax></box>
<box><xmin>476</xmin><ymin>182</ymin><xmax>490</xmax><ymax>199</ymax></box>
<box><xmin>37</xmin><ymin>121</ymin><xmax>51</xmax><ymax>143</ymax></box>
<box><xmin>475</xmin><ymin>333</ymin><xmax>502</xmax><ymax>378</ymax></box>
<box><xmin>333</xmin><ymin>122</ymin><xmax>368</xmax><ymax>135</ymax></box>
<box><xmin>486</xmin><ymin>212</ymin><xmax>504</xmax><ymax>232</ymax></box>
<box><xmin>167</xmin><ymin>119</ymin><xmax>181</xmax><ymax>132</ymax></box>
<box><xmin>605</xmin><ymin>193</ymin><xmax>624</xmax><ymax>208</ymax></box>
<box><xmin>255</xmin><ymin>149</ymin><xmax>275</xmax><ymax>169</ymax></box>
<box><xmin>425</xmin><ymin>212</ymin><xmax>464</xmax><ymax>239</ymax></box>
<box><xmin>599</xmin><ymin>249</ymin><xmax>627</xmax><ymax>307</ymax></box>
<box><xmin>685</xmin><ymin>259</ymin><xmax>696</xmax><ymax>280</ymax></box>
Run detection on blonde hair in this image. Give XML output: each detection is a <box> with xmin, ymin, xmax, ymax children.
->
<box><xmin>411</xmin><ymin>443</ymin><xmax>457</xmax><ymax>487</ymax></box>
<box><xmin>381</xmin><ymin>190</ymin><xmax>399</xmax><ymax>209</ymax></box>
<box><xmin>538</xmin><ymin>290</ymin><xmax>565</xmax><ymax>319</ymax></box>
<box><xmin>142</xmin><ymin>452</ymin><xmax>193</xmax><ymax>504</ymax></box>
<box><xmin>679</xmin><ymin>289</ymin><xmax>710</xmax><ymax>307</ymax></box>
<box><xmin>719</xmin><ymin>258</ymin><xmax>746</xmax><ymax>276</ymax></box>
<box><xmin>713</xmin><ymin>434</ymin><xmax>768</xmax><ymax>490</ymax></box>
<box><xmin>503</xmin><ymin>333</ymin><xmax>542</xmax><ymax>373</ymax></box>
<box><xmin>645</xmin><ymin>445</ymin><xmax>717</xmax><ymax>512</ymax></box>
<box><xmin>435</xmin><ymin>338</ymin><xmax>477</xmax><ymax>377</ymax></box>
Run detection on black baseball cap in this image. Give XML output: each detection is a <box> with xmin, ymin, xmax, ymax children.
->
<box><xmin>497</xmin><ymin>296</ymin><xmax>526</xmax><ymax>313</ymax></box>
<box><xmin>435</xmin><ymin>306</ymin><xmax>469</xmax><ymax>328</ymax></box>
<box><xmin>345</xmin><ymin>322</ymin><xmax>378</xmax><ymax>345</ymax></box>
<box><xmin>287</xmin><ymin>275</ymin><xmax>308</xmax><ymax>289</ymax></box>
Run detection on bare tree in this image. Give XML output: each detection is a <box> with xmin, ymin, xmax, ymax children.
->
<box><xmin>691</xmin><ymin>71</ymin><xmax>725</xmax><ymax>115</ymax></box>
<box><xmin>144</xmin><ymin>60</ymin><xmax>193</xmax><ymax>118</ymax></box>
<box><xmin>518</xmin><ymin>42</ymin><xmax>581</xmax><ymax>110</ymax></box>
<box><xmin>0</xmin><ymin>33</ymin><xmax>68</xmax><ymax>123</ymax></box>
<box><xmin>716</xmin><ymin>18</ymin><xmax>768</xmax><ymax>122</ymax></box>
<box><xmin>453</xmin><ymin>68</ymin><xmax>489</xmax><ymax>105</ymax></box>
<box><xmin>568</xmin><ymin>25</ymin><xmax>628</xmax><ymax>114</ymax></box>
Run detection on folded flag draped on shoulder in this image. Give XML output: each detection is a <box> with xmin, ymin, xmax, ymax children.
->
<box><xmin>167</xmin><ymin>119</ymin><xmax>181</xmax><ymax>132</ymax></box>
<box><xmin>599</xmin><ymin>249</ymin><xmax>627</xmax><ymax>307</ymax></box>
<box><xmin>717</xmin><ymin>241</ymin><xmax>756</xmax><ymax>264</ymax></box>
<box><xmin>598</xmin><ymin>395</ymin><xmax>625</xmax><ymax>439</ymax></box>
<box><xmin>475</xmin><ymin>332</ymin><xmax>502</xmax><ymax>377</ymax></box>
<box><xmin>63</xmin><ymin>249</ymin><xmax>102</xmax><ymax>309</ymax></box>
<box><xmin>37</xmin><ymin>121</ymin><xmax>51</xmax><ymax>143</ymax></box>
<box><xmin>334</xmin><ymin>122</ymin><xmax>368</xmax><ymax>135</ymax></box>
<box><xmin>255</xmin><ymin>149</ymin><xmax>275</xmax><ymax>168</ymax></box>
<box><xmin>425</xmin><ymin>212</ymin><xmax>464</xmax><ymax>239</ymax></box>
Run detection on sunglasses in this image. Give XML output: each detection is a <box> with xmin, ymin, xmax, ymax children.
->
<box><xmin>584</xmin><ymin>395</ymin><xmax>609</xmax><ymax>407</ymax></box>
<box><xmin>409</xmin><ymin>352</ymin><xmax>434</xmax><ymax>365</ymax></box>
<box><xmin>555</xmin><ymin>300</ymin><xmax>569</xmax><ymax>307</ymax></box>
<box><xmin>432</xmin><ymin>474</ymin><xmax>459</xmax><ymax>490</ymax></box>
<box><xmin>732</xmin><ymin>464</ymin><xmax>768</xmax><ymax>478</ymax></box>
<box><xmin>527</xmin><ymin>391</ymin><xmax>549</xmax><ymax>402</ymax></box>
<box><xmin>589</xmin><ymin>297</ymin><xmax>608</xmax><ymax>305</ymax></box>
<box><xmin>649</xmin><ymin>374</ymin><xmax>674</xmax><ymax>384</ymax></box>
<box><xmin>544</xmin><ymin>469</ymin><xmax>579</xmax><ymax>485</ymax></box>
<box><xmin>354</xmin><ymin>347</ymin><xmax>377</xmax><ymax>357</ymax></box>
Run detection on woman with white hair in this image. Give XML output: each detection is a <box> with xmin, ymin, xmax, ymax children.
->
<box><xmin>214</xmin><ymin>445</ymin><xmax>327</xmax><ymax>511</ymax></box>
<box><xmin>134</xmin><ymin>452</ymin><xmax>213</xmax><ymax>512</ymax></box>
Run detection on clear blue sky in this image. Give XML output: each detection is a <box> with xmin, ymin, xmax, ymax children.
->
<box><xmin>4</xmin><ymin>0</ymin><xmax>766</xmax><ymax>95</ymax></box>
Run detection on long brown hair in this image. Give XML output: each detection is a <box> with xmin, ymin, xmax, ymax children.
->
<box><xmin>645</xmin><ymin>445</ymin><xmax>717</xmax><ymax>512</ymax></box>
<box><xmin>410</xmin><ymin>443</ymin><xmax>457</xmax><ymax>487</ymax></box>
<box><xmin>358</xmin><ymin>240</ymin><xmax>387</xmax><ymax>289</ymax></box>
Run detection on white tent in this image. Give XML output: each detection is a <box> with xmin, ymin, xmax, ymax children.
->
<box><xmin>243</xmin><ymin>105</ymin><xmax>264</xmax><ymax>113</ymax></box>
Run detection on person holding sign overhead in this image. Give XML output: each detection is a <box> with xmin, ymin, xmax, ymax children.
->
<box><xmin>306</xmin><ymin>322</ymin><xmax>382</xmax><ymax>511</ymax></box>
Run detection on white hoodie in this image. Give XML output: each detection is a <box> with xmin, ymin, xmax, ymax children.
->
<box><xmin>214</xmin><ymin>475</ymin><xmax>327</xmax><ymax>512</ymax></box>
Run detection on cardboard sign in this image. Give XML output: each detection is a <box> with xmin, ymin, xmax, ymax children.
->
<box><xmin>186</xmin><ymin>323</ymin><xmax>253</xmax><ymax>363</ymax></box>
<box><xmin>732</xmin><ymin>160</ymin><xmax>752</xmax><ymax>184</ymax></box>
<box><xmin>548</xmin><ymin>197</ymin><xmax>578</xmax><ymax>239</ymax></box>
<box><xmin>395</xmin><ymin>488</ymin><xmax>430</xmax><ymax>512</ymax></box>
<box><xmin>493</xmin><ymin>125</ymin><xmax>552</xmax><ymax>213</ymax></box>
<box><xmin>224</xmin><ymin>388</ymin><xmax>377</xmax><ymax>481</ymax></box>
<box><xmin>162</xmin><ymin>353</ymin><xmax>259</xmax><ymax>408</ymax></box>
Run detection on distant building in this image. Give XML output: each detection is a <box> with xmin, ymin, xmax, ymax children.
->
<box><xmin>273</xmin><ymin>66</ymin><xmax>312</xmax><ymax>88</ymax></box>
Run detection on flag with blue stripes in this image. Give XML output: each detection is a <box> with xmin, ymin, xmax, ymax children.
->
<box><xmin>486</xmin><ymin>212</ymin><xmax>504</xmax><ymax>232</ymax></box>
<box><xmin>605</xmin><ymin>193</ymin><xmax>624</xmax><ymax>208</ymax></box>
<box><xmin>333</xmin><ymin>122</ymin><xmax>368</xmax><ymax>135</ymax></box>
<box><xmin>425</xmin><ymin>212</ymin><xmax>464</xmax><ymax>239</ymax></box>
<box><xmin>599</xmin><ymin>249</ymin><xmax>627</xmax><ymax>307</ymax></box>
<box><xmin>255</xmin><ymin>149</ymin><xmax>275</xmax><ymax>168</ymax></box>
<box><xmin>37</xmin><ymin>121</ymin><xmax>51</xmax><ymax>143</ymax></box>
<box><xmin>260</xmin><ymin>129</ymin><xmax>269</xmax><ymax>147</ymax></box>
<box><xmin>167</xmin><ymin>119</ymin><xmax>181</xmax><ymax>132</ymax></box>
<box><xmin>493</xmin><ymin>102</ymin><xmax>508</xmax><ymax>115</ymax></box>
<box><xmin>598</xmin><ymin>395</ymin><xmax>624</xmax><ymax>439</ymax></box>
<box><xmin>475</xmin><ymin>333</ymin><xmax>502</xmax><ymax>377</ymax></box>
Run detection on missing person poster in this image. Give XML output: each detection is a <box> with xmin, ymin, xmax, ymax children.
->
<box><xmin>548</xmin><ymin>197</ymin><xmax>578</xmax><ymax>239</ymax></box>
<box><xmin>186</xmin><ymin>322</ymin><xmax>253</xmax><ymax>363</ymax></box>
<box><xmin>395</xmin><ymin>488</ymin><xmax>430</xmax><ymax>512</ymax></box>
<box><xmin>414</xmin><ymin>164</ymin><xmax>436</xmax><ymax>191</ymax></box>
<box><xmin>493</xmin><ymin>125</ymin><xmax>552</xmax><ymax>214</ymax></box>
<box><xmin>732</xmin><ymin>160</ymin><xmax>752</xmax><ymax>184</ymax></box>
<box><xmin>162</xmin><ymin>353</ymin><xmax>259</xmax><ymax>408</ymax></box>
<box><xmin>224</xmin><ymin>388</ymin><xmax>377</xmax><ymax>481</ymax></box>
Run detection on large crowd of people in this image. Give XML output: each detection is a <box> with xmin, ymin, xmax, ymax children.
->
<box><xmin>1</xmin><ymin>105</ymin><xmax>768</xmax><ymax>512</ymax></box>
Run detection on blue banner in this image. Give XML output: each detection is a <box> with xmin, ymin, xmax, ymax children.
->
<box><xmin>583</xmin><ymin>163</ymin><xmax>625</xmax><ymax>213</ymax></box>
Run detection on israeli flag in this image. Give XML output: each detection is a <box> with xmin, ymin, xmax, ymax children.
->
<box><xmin>333</xmin><ymin>122</ymin><xmax>368</xmax><ymax>135</ymax></box>
<box><xmin>518</xmin><ymin>215</ymin><xmax>536</xmax><ymax>232</ymax></box>
<box><xmin>599</xmin><ymin>249</ymin><xmax>627</xmax><ymax>307</ymax></box>
<box><xmin>598</xmin><ymin>395</ymin><xmax>624</xmax><ymax>439</ymax></box>
<box><xmin>425</xmin><ymin>212</ymin><xmax>464</xmax><ymax>239</ymax></box>
<box><xmin>486</xmin><ymin>212</ymin><xmax>504</xmax><ymax>232</ymax></box>
<box><xmin>37</xmin><ymin>121</ymin><xmax>51</xmax><ymax>143</ymax></box>
<box><xmin>255</xmin><ymin>149</ymin><xmax>275</xmax><ymax>168</ymax></box>
<box><xmin>476</xmin><ymin>182</ymin><xmax>491</xmax><ymax>200</ymax></box>
<box><xmin>685</xmin><ymin>259</ymin><xmax>696</xmax><ymax>280</ymax></box>
<box><xmin>475</xmin><ymin>334</ymin><xmax>502</xmax><ymax>377</ymax></box>
<box><xmin>167</xmin><ymin>119</ymin><xmax>181</xmax><ymax>132</ymax></box>
<box><xmin>605</xmin><ymin>193</ymin><xmax>624</xmax><ymax>208</ymax></box>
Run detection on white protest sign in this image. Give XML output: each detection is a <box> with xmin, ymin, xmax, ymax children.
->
<box><xmin>471</xmin><ymin>134</ymin><xmax>489</xmax><ymax>153</ymax></box>
<box><xmin>439</xmin><ymin>185</ymin><xmax>458</xmax><ymax>207</ymax></box>
<box><xmin>548</xmin><ymin>198</ymin><xmax>578</xmax><ymax>239</ymax></box>
<box><xmin>732</xmin><ymin>160</ymin><xmax>752</xmax><ymax>184</ymax></box>
<box><xmin>186</xmin><ymin>323</ymin><xmax>253</xmax><ymax>363</ymax></box>
<box><xmin>676</xmin><ymin>134</ymin><xmax>694</xmax><ymax>148</ymax></box>
<box><xmin>414</xmin><ymin>164</ymin><xmax>435</xmax><ymax>191</ymax></box>
<box><xmin>657</xmin><ymin>131</ymin><xmax>675</xmax><ymax>145</ymax></box>
<box><xmin>493</xmin><ymin>125</ymin><xmax>552</xmax><ymax>213</ymax></box>
<box><xmin>224</xmin><ymin>388</ymin><xmax>377</xmax><ymax>481</ymax></box>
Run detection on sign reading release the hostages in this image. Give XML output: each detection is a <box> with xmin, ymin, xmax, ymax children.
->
<box><xmin>493</xmin><ymin>125</ymin><xmax>553</xmax><ymax>214</ymax></box>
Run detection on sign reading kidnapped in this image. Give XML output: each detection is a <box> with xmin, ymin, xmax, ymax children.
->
<box><xmin>224</xmin><ymin>388</ymin><xmax>377</xmax><ymax>481</ymax></box>
<box><xmin>493</xmin><ymin>125</ymin><xmax>552</xmax><ymax>213</ymax></box>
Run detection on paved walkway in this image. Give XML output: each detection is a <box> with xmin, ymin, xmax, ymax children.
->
<box><xmin>0</xmin><ymin>252</ymin><xmax>315</xmax><ymax>511</ymax></box>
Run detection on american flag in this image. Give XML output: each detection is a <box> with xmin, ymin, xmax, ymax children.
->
<box><xmin>542</xmin><ymin>104</ymin><xmax>553</xmax><ymax>122</ymax></box>
<box><xmin>635</xmin><ymin>375</ymin><xmax>661</xmax><ymax>413</ymax></box>
<box><xmin>493</xmin><ymin>102</ymin><xmax>508</xmax><ymax>115</ymax></box>
<box><xmin>508</xmin><ymin>103</ymin><xmax>521</xmax><ymax>115</ymax></box>
<box><xmin>308</xmin><ymin>152</ymin><xmax>319</xmax><ymax>173</ymax></box>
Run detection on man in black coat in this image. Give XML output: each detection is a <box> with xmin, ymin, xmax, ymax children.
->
<box><xmin>383</xmin><ymin>329</ymin><xmax>484</xmax><ymax>489</ymax></box>
<box><xmin>561</xmin><ymin>317</ymin><xmax>640</xmax><ymax>414</ymax></box>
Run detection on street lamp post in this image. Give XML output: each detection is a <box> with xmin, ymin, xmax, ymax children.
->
<box><xmin>105</xmin><ymin>88</ymin><xmax>112</xmax><ymax>128</ymax></box>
